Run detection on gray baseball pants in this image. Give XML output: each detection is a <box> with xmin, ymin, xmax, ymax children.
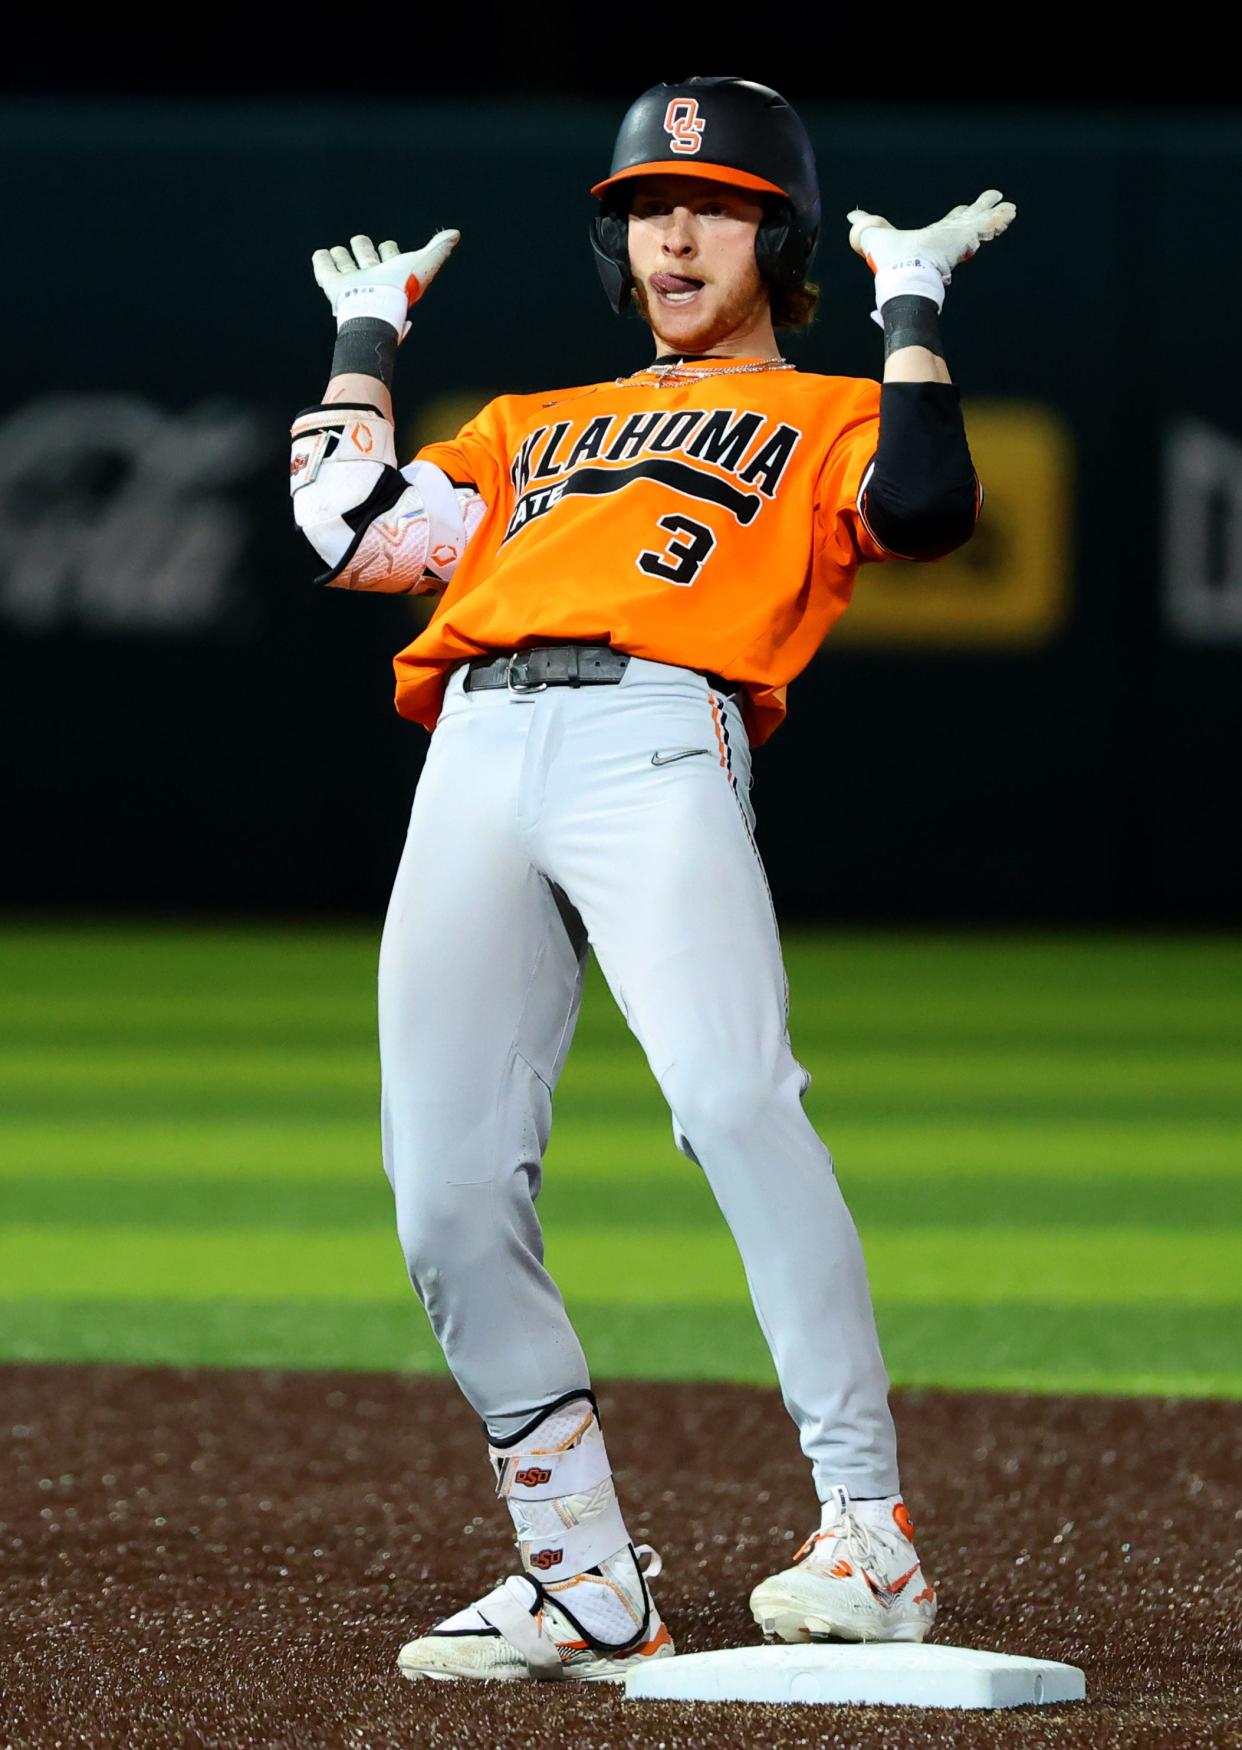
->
<box><xmin>378</xmin><ymin>656</ymin><xmax>900</xmax><ymax>1498</ymax></box>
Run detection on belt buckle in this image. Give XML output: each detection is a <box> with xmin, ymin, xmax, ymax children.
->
<box><xmin>506</xmin><ymin>652</ymin><xmax>547</xmax><ymax>695</ymax></box>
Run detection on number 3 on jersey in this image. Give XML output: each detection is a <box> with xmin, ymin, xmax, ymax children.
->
<box><xmin>637</xmin><ymin>514</ymin><xmax>717</xmax><ymax>587</ymax></box>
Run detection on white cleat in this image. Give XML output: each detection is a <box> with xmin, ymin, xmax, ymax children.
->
<box><xmin>398</xmin><ymin>1544</ymin><xmax>674</xmax><ymax>1683</ymax></box>
<box><xmin>750</xmin><ymin>1486</ymin><xmax>937</xmax><ymax>1645</ymax></box>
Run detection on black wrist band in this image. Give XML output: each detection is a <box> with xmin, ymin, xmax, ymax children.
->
<box><xmin>881</xmin><ymin>293</ymin><xmax>945</xmax><ymax>360</ymax></box>
<box><xmin>330</xmin><ymin>317</ymin><xmax>399</xmax><ymax>387</ymax></box>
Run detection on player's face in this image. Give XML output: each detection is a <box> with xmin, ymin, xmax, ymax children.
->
<box><xmin>627</xmin><ymin>177</ymin><xmax>770</xmax><ymax>353</ymax></box>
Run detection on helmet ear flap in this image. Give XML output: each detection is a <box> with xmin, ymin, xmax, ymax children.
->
<box><xmin>756</xmin><ymin>197</ymin><xmax>818</xmax><ymax>294</ymax></box>
<box><xmin>590</xmin><ymin>206</ymin><xmax>633</xmax><ymax>315</ymax></box>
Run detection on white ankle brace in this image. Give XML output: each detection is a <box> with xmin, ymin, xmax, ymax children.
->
<box><xmin>487</xmin><ymin>1392</ymin><xmax>629</xmax><ymax>1585</ymax></box>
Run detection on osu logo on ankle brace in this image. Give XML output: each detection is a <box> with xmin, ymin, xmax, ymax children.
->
<box><xmin>515</xmin><ymin>1466</ymin><xmax>553</xmax><ymax>1488</ymax></box>
<box><xmin>530</xmin><ymin>1548</ymin><xmax>564</xmax><ymax>1570</ymax></box>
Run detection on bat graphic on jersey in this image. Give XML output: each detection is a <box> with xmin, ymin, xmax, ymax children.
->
<box><xmin>504</xmin><ymin>457</ymin><xmax>764</xmax><ymax>539</ymax></box>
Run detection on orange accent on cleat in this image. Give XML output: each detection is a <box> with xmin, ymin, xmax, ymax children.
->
<box><xmin>913</xmin><ymin>1584</ymin><xmax>936</xmax><ymax>1606</ymax></box>
<box><xmin>636</xmin><ymin>1623</ymin><xmax>674</xmax><ymax>1657</ymax></box>
<box><xmin>829</xmin><ymin>1559</ymin><xmax>854</xmax><ymax>1579</ymax></box>
<box><xmin>893</xmin><ymin>1503</ymin><xmax>917</xmax><ymax>1542</ymax></box>
<box><xmin>863</xmin><ymin>1562</ymin><xmax>921</xmax><ymax>1603</ymax></box>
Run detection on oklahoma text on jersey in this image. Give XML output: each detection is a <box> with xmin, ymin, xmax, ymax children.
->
<box><xmin>394</xmin><ymin>359</ymin><xmax>890</xmax><ymax>746</ymax></box>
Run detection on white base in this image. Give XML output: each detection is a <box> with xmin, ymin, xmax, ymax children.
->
<box><xmin>624</xmin><ymin>1643</ymin><xmax>1087</xmax><ymax>1710</ymax></box>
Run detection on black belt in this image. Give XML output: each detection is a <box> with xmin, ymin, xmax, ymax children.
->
<box><xmin>463</xmin><ymin>644</ymin><xmax>733</xmax><ymax>696</ymax></box>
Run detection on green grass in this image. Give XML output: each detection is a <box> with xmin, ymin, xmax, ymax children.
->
<box><xmin>2</xmin><ymin>924</ymin><xmax>1240</xmax><ymax>1396</ymax></box>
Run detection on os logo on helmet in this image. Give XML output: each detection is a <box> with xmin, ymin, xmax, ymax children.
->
<box><xmin>663</xmin><ymin>98</ymin><xmax>705</xmax><ymax>155</ymax></box>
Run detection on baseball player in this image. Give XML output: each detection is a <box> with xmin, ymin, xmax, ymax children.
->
<box><xmin>290</xmin><ymin>76</ymin><xmax>1013</xmax><ymax>1682</ymax></box>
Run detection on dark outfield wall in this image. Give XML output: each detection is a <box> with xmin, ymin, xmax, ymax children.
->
<box><xmin>1</xmin><ymin>101</ymin><xmax>1238</xmax><ymax>920</ymax></box>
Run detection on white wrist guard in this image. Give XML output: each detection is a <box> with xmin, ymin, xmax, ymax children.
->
<box><xmin>870</xmin><ymin>257</ymin><xmax>947</xmax><ymax>328</ymax></box>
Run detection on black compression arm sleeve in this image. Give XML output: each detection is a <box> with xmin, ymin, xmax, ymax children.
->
<box><xmin>860</xmin><ymin>381</ymin><xmax>979</xmax><ymax>560</ymax></box>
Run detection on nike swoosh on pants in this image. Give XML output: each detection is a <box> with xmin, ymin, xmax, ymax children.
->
<box><xmin>651</xmin><ymin>748</ymin><xmax>713</xmax><ymax>767</ymax></box>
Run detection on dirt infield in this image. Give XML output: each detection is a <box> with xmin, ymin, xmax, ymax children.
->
<box><xmin>2</xmin><ymin>1366</ymin><xmax>1239</xmax><ymax>1748</ymax></box>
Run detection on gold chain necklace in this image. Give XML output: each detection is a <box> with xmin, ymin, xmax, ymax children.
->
<box><xmin>618</xmin><ymin>357</ymin><xmax>796</xmax><ymax>388</ymax></box>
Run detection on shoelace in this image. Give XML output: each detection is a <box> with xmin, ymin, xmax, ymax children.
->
<box><xmin>799</xmin><ymin>1485</ymin><xmax>879</xmax><ymax>1570</ymax></box>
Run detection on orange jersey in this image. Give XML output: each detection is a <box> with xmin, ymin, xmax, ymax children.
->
<box><xmin>395</xmin><ymin>358</ymin><xmax>889</xmax><ymax>745</ymax></box>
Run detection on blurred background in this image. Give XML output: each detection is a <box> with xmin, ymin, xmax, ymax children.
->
<box><xmin>2</xmin><ymin>51</ymin><xmax>1239</xmax><ymax>1400</ymax></box>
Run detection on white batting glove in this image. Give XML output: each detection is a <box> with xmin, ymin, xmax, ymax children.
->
<box><xmin>312</xmin><ymin>230</ymin><xmax>460</xmax><ymax>337</ymax></box>
<box><xmin>846</xmin><ymin>190</ymin><xmax>1016</xmax><ymax>315</ymax></box>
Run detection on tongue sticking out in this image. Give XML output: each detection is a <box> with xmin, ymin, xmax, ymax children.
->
<box><xmin>652</xmin><ymin>273</ymin><xmax>703</xmax><ymax>295</ymax></box>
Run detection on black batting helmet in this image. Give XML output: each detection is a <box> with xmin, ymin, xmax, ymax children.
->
<box><xmin>590</xmin><ymin>77</ymin><xmax>821</xmax><ymax>315</ymax></box>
